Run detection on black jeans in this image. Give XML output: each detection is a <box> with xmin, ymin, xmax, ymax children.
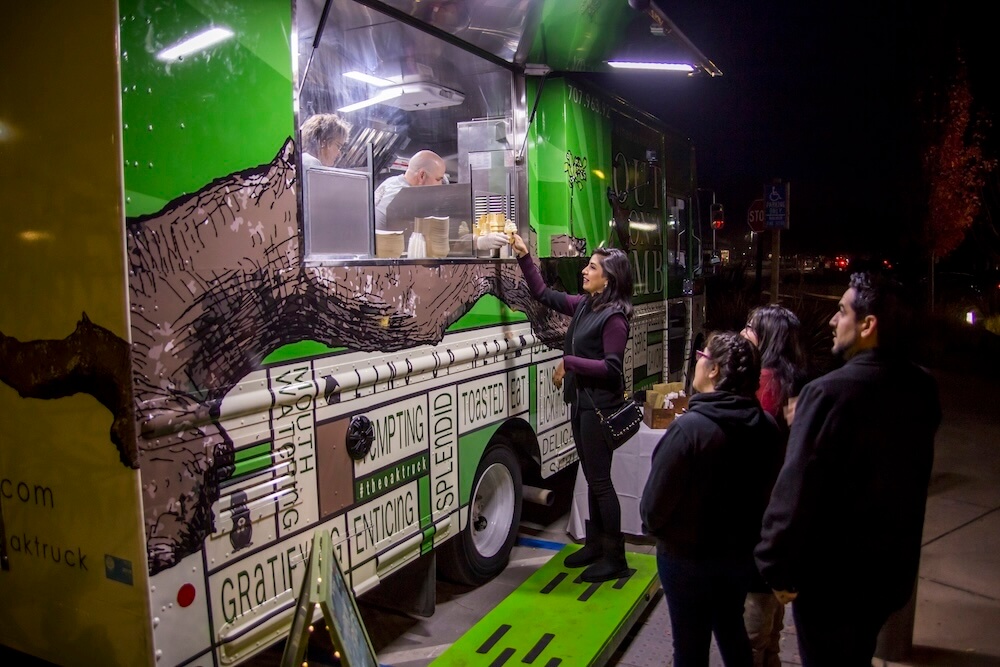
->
<box><xmin>571</xmin><ymin>406</ymin><xmax>621</xmax><ymax>536</ymax></box>
<box><xmin>792</xmin><ymin>589</ymin><xmax>893</xmax><ymax>667</ymax></box>
<box><xmin>657</xmin><ymin>551</ymin><xmax>754</xmax><ymax>667</ymax></box>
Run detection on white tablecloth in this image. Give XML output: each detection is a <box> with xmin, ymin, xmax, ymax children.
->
<box><xmin>567</xmin><ymin>422</ymin><xmax>668</xmax><ymax>539</ymax></box>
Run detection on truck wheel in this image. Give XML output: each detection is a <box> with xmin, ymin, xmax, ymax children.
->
<box><xmin>438</xmin><ymin>445</ymin><xmax>522</xmax><ymax>586</ymax></box>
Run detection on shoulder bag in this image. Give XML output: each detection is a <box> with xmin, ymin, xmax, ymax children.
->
<box><xmin>582</xmin><ymin>375</ymin><xmax>643</xmax><ymax>450</ymax></box>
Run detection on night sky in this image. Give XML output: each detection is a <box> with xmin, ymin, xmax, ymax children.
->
<box><xmin>584</xmin><ymin>1</ymin><xmax>996</xmax><ymax>263</ymax></box>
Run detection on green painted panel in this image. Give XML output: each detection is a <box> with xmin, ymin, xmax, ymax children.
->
<box><xmin>355</xmin><ymin>454</ymin><xmax>429</xmax><ymax>504</ymax></box>
<box><xmin>526</xmin><ymin>0</ymin><xmax>632</xmax><ymax>71</ymax></box>
<box><xmin>457</xmin><ymin>427</ymin><xmax>495</xmax><ymax>504</ymax></box>
<box><xmin>635</xmin><ymin>377</ymin><xmax>659</xmax><ymax>391</ymax></box>
<box><xmin>263</xmin><ymin>340</ymin><xmax>346</xmax><ymax>365</ymax></box>
<box><xmin>233</xmin><ymin>443</ymin><xmax>275</xmax><ymax>477</ymax></box>
<box><xmin>119</xmin><ymin>0</ymin><xmax>294</xmax><ymax>217</ymax></box>
<box><xmin>448</xmin><ymin>294</ymin><xmax>529</xmax><ymax>332</ymax></box>
<box><xmin>528</xmin><ymin>78</ymin><xmax>613</xmax><ymax>257</ymax></box>
<box><xmin>529</xmin><ymin>77</ymin><xmax>670</xmax><ymax>306</ymax></box>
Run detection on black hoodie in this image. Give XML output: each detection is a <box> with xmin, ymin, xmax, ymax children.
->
<box><xmin>640</xmin><ymin>391</ymin><xmax>783</xmax><ymax>560</ymax></box>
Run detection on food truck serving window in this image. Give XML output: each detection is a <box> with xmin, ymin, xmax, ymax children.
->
<box><xmin>295</xmin><ymin>0</ymin><xmax>516</xmax><ymax>262</ymax></box>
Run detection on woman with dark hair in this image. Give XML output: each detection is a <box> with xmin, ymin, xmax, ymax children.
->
<box><xmin>511</xmin><ymin>233</ymin><xmax>633</xmax><ymax>582</ymax></box>
<box><xmin>739</xmin><ymin>305</ymin><xmax>807</xmax><ymax>667</ymax></box>
<box><xmin>641</xmin><ymin>332</ymin><xmax>783</xmax><ymax>667</ymax></box>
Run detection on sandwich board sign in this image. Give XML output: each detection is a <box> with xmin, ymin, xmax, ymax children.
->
<box><xmin>281</xmin><ymin>530</ymin><xmax>379</xmax><ymax>667</ymax></box>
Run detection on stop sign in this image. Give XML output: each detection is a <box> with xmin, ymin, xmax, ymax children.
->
<box><xmin>748</xmin><ymin>198</ymin><xmax>765</xmax><ymax>233</ymax></box>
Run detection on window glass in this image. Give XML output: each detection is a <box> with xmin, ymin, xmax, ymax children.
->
<box><xmin>296</xmin><ymin>0</ymin><xmax>515</xmax><ymax>260</ymax></box>
<box><xmin>666</xmin><ymin>196</ymin><xmax>688</xmax><ymax>279</ymax></box>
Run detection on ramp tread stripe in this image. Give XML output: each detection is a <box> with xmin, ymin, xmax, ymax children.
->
<box><xmin>578</xmin><ymin>582</ymin><xmax>601</xmax><ymax>601</ymax></box>
<box><xmin>523</xmin><ymin>633</ymin><xmax>555</xmax><ymax>663</ymax></box>
<box><xmin>489</xmin><ymin>647</ymin><xmax>515</xmax><ymax>666</ymax></box>
<box><xmin>478</xmin><ymin>624</ymin><xmax>512</xmax><ymax>654</ymax></box>
<box><xmin>613</xmin><ymin>569</ymin><xmax>637</xmax><ymax>589</ymax></box>
<box><xmin>544</xmin><ymin>659</ymin><xmax>561</xmax><ymax>667</ymax></box>
<box><xmin>540</xmin><ymin>571</ymin><xmax>567</xmax><ymax>594</ymax></box>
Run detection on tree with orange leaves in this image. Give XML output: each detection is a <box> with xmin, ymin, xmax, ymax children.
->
<box><xmin>921</xmin><ymin>56</ymin><xmax>995</xmax><ymax>307</ymax></box>
<box><xmin>922</xmin><ymin>61</ymin><xmax>992</xmax><ymax>256</ymax></box>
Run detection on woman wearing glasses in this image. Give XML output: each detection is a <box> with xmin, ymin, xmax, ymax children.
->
<box><xmin>641</xmin><ymin>332</ymin><xmax>783</xmax><ymax>667</ymax></box>
<box><xmin>300</xmin><ymin>113</ymin><xmax>351</xmax><ymax>169</ymax></box>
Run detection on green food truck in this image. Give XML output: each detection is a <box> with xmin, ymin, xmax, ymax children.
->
<box><xmin>0</xmin><ymin>1</ymin><xmax>719</xmax><ymax>664</ymax></box>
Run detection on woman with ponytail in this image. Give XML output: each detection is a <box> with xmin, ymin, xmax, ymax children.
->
<box><xmin>641</xmin><ymin>332</ymin><xmax>784</xmax><ymax>666</ymax></box>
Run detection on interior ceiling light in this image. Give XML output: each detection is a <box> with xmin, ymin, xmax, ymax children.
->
<box><xmin>607</xmin><ymin>61</ymin><xmax>694</xmax><ymax>72</ymax></box>
<box><xmin>338</xmin><ymin>88</ymin><xmax>405</xmax><ymax>113</ymax></box>
<box><xmin>343</xmin><ymin>71</ymin><xmax>396</xmax><ymax>87</ymax></box>
<box><xmin>338</xmin><ymin>82</ymin><xmax>465</xmax><ymax>113</ymax></box>
<box><xmin>156</xmin><ymin>27</ymin><xmax>234</xmax><ymax>61</ymax></box>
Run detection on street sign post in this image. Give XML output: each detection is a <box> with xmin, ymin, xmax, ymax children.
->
<box><xmin>748</xmin><ymin>198</ymin><xmax>765</xmax><ymax>233</ymax></box>
<box><xmin>764</xmin><ymin>182</ymin><xmax>790</xmax><ymax>230</ymax></box>
<box><xmin>763</xmin><ymin>181</ymin><xmax>789</xmax><ymax>303</ymax></box>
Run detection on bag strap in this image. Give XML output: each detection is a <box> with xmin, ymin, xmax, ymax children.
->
<box><xmin>579</xmin><ymin>368</ymin><xmax>627</xmax><ymax>421</ymax></box>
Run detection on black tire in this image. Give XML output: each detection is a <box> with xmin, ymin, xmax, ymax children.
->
<box><xmin>438</xmin><ymin>445</ymin><xmax>523</xmax><ymax>586</ymax></box>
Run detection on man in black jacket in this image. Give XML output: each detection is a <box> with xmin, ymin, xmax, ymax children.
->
<box><xmin>754</xmin><ymin>272</ymin><xmax>941</xmax><ymax>666</ymax></box>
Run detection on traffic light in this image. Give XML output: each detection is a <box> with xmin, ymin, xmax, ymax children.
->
<box><xmin>711</xmin><ymin>202</ymin><xmax>725</xmax><ymax>230</ymax></box>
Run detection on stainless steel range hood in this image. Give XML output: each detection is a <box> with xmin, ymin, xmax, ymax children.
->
<box><xmin>353</xmin><ymin>0</ymin><xmax>722</xmax><ymax>77</ymax></box>
<box><xmin>295</xmin><ymin>0</ymin><xmax>722</xmax><ymax>182</ymax></box>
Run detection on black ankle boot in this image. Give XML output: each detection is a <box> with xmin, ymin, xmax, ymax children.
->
<box><xmin>580</xmin><ymin>533</ymin><xmax>629</xmax><ymax>582</ymax></box>
<box><xmin>565</xmin><ymin>520</ymin><xmax>603</xmax><ymax>568</ymax></box>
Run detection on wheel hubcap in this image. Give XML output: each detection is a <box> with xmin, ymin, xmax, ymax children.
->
<box><xmin>470</xmin><ymin>461</ymin><xmax>516</xmax><ymax>558</ymax></box>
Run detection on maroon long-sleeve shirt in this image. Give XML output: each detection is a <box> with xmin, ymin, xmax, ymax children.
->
<box><xmin>518</xmin><ymin>254</ymin><xmax>627</xmax><ymax>379</ymax></box>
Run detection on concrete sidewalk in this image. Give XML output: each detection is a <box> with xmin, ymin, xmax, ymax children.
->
<box><xmin>900</xmin><ymin>368</ymin><xmax>1000</xmax><ymax>665</ymax></box>
<box><xmin>611</xmin><ymin>367</ymin><xmax>1000</xmax><ymax>666</ymax></box>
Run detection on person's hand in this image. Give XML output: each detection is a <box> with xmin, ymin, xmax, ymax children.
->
<box><xmin>783</xmin><ymin>396</ymin><xmax>798</xmax><ymax>426</ymax></box>
<box><xmin>511</xmin><ymin>233</ymin><xmax>528</xmax><ymax>258</ymax></box>
<box><xmin>773</xmin><ymin>589</ymin><xmax>798</xmax><ymax>605</ymax></box>
<box><xmin>552</xmin><ymin>360</ymin><xmax>565</xmax><ymax>390</ymax></box>
<box><xmin>476</xmin><ymin>232</ymin><xmax>510</xmax><ymax>250</ymax></box>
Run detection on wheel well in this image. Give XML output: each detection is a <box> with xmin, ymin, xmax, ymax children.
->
<box><xmin>490</xmin><ymin>417</ymin><xmax>543</xmax><ymax>485</ymax></box>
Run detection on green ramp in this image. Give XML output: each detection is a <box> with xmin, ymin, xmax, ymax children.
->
<box><xmin>431</xmin><ymin>545</ymin><xmax>661</xmax><ymax>666</ymax></box>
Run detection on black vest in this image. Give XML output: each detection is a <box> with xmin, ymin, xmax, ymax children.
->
<box><xmin>564</xmin><ymin>299</ymin><xmax>625</xmax><ymax>409</ymax></box>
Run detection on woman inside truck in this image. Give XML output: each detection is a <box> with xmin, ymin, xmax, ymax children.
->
<box><xmin>300</xmin><ymin>113</ymin><xmax>351</xmax><ymax>169</ymax></box>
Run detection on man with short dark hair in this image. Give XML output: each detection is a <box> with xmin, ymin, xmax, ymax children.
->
<box><xmin>754</xmin><ymin>271</ymin><xmax>941</xmax><ymax>666</ymax></box>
